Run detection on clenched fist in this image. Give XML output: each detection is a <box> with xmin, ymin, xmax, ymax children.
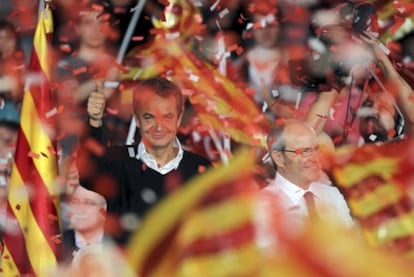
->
<box><xmin>87</xmin><ymin>80</ymin><xmax>106</xmax><ymax>128</ymax></box>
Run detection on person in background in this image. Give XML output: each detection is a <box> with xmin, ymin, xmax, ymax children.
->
<box><xmin>0</xmin><ymin>120</ymin><xmax>18</xmax><ymax>250</ymax></box>
<box><xmin>54</xmin><ymin>0</ymin><xmax>122</xmax><ymax>165</ymax></box>
<box><xmin>0</xmin><ymin>20</ymin><xmax>25</xmax><ymax>123</ymax></box>
<box><xmin>62</xmin><ymin>185</ymin><xmax>107</xmax><ymax>262</ymax></box>
<box><xmin>357</xmin><ymin>34</ymin><xmax>414</xmax><ymax>144</ymax></box>
<box><xmin>81</xmin><ymin>77</ymin><xmax>212</xmax><ymax>245</ymax></box>
<box><xmin>263</xmin><ymin>119</ymin><xmax>353</xmax><ymax>228</ymax></box>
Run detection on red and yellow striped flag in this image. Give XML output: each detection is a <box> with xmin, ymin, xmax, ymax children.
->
<box><xmin>330</xmin><ymin>140</ymin><xmax>414</xmax><ymax>259</ymax></box>
<box><xmin>1</xmin><ymin>5</ymin><xmax>61</xmax><ymax>276</ymax></box>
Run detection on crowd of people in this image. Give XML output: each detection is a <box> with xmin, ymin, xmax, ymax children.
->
<box><xmin>1</xmin><ymin>0</ymin><xmax>414</xmax><ymax>275</ymax></box>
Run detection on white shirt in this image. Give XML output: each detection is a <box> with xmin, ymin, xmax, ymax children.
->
<box><xmin>263</xmin><ymin>172</ymin><xmax>354</xmax><ymax>228</ymax></box>
<box><xmin>74</xmin><ymin>231</ymin><xmax>104</xmax><ymax>249</ymax></box>
<box><xmin>136</xmin><ymin>138</ymin><xmax>184</xmax><ymax>175</ymax></box>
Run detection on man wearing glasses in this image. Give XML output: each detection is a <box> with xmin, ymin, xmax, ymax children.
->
<box><xmin>263</xmin><ymin>119</ymin><xmax>353</xmax><ymax>228</ymax></box>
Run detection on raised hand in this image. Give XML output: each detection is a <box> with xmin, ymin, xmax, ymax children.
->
<box><xmin>87</xmin><ymin>79</ymin><xmax>106</xmax><ymax>128</ymax></box>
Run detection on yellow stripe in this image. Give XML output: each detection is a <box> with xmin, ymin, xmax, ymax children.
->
<box><xmin>174</xmin><ymin>242</ymin><xmax>261</xmax><ymax>277</ymax></box>
<box><xmin>33</xmin><ymin>6</ymin><xmax>53</xmax><ymax>81</ymax></box>
<box><xmin>8</xmin><ymin>166</ymin><xmax>57</xmax><ymax>276</ymax></box>
<box><xmin>127</xmin><ymin>148</ymin><xmax>256</xmax><ymax>272</ymax></box>
<box><xmin>20</xmin><ymin>91</ymin><xmax>58</xmax><ymax>196</ymax></box>
<box><xmin>365</xmin><ymin>210</ymin><xmax>414</xmax><ymax>247</ymax></box>
<box><xmin>177</xmin><ymin>196</ymin><xmax>254</xmax><ymax>246</ymax></box>
<box><xmin>332</xmin><ymin>156</ymin><xmax>399</xmax><ymax>187</ymax></box>
<box><xmin>1</xmin><ymin>245</ymin><xmax>21</xmax><ymax>277</ymax></box>
<box><xmin>349</xmin><ymin>183</ymin><xmax>402</xmax><ymax>218</ymax></box>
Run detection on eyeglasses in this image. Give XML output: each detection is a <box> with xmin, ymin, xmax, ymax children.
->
<box><xmin>281</xmin><ymin>146</ymin><xmax>320</xmax><ymax>157</ymax></box>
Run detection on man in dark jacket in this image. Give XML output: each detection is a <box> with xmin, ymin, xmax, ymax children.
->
<box><xmin>81</xmin><ymin>77</ymin><xmax>212</xmax><ymax>244</ymax></box>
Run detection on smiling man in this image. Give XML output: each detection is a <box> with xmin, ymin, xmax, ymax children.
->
<box><xmin>263</xmin><ymin>119</ymin><xmax>353</xmax><ymax>228</ymax></box>
<box><xmin>83</xmin><ymin>77</ymin><xmax>212</xmax><ymax>244</ymax></box>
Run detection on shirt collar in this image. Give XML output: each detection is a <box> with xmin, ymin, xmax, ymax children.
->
<box><xmin>136</xmin><ymin>137</ymin><xmax>184</xmax><ymax>175</ymax></box>
<box><xmin>74</xmin><ymin>231</ymin><xmax>104</xmax><ymax>249</ymax></box>
<box><xmin>274</xmin><ymin>172</ymin><xmax>316</xmax><ymax>205</ymax></box>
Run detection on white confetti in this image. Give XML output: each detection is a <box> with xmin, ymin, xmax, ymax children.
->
<box><xmin>45</xmin><ymin>107</ymin><xmax>58</xmax><ymax>118</ymax></box>
<box><xmin>219</xmin><ymin>8</ymin><xmax>229</xmax><ymax>18</ymax></box>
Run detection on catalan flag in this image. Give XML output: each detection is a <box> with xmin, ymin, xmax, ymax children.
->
<box><xmin>1</xmin><ymin>5</ymin><xmax>61</xmax><ymax>276</ymax></box>
<box><xmin>331</xmin><ymin>140</ymin><xmax>414</xmax><ymax>259</ymax></box>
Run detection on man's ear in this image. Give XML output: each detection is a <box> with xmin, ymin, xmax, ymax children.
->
<box><xmin>270</xmin><ymin>150</ymin><xmax>284</xmax><ymax>168</ymax></box>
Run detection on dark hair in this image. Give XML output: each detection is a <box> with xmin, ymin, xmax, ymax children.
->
<box><xmin>132</xmin><ymin>77</ymin><xmax>184</xmax><ymax>115</ymax></box>
<box><xmin>0</xmin><ymin>20</ymin><xmax>23</xmax><ymax>59</ymax></box>
<box><xmin>0</xmin><ymin>120</ymin><xmax>19</xmax><ymax>131</ymax></box>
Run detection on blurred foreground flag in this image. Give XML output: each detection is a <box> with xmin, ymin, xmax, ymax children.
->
<box><xmin>125</xmin><ymin>146</ymin><xmax>414</xmax><ymax>277</ymax></box>
<box><xmin>1</xmin><ymin>4</ymin><xmax>61</xmax><ymax>276</ymax></box>
<box><xmin>331</xmin><ymin>140</ymin><xmax>414</xmax><ymax>258</ymax></box>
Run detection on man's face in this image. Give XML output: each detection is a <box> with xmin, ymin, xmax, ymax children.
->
<box><xmin>69</xmin><ymin>186</ymin><xmax>106</xmax><ymax>232</ymax></box>
<box><xmin>359</xmin><ymin>92</ymin><xmax>396</xmax><ymax>143</ymax></box>
<box><xmin>273</xmin><ymin>123</ymin><xmax>322</xmax><ymax>188</ymax></box>
<box><xmin>0</xmin><ymin>29</ymin><xmax>17</xmax><ymax>59</ymax></box>
<box><xmin>135</xmin><ymin>88</ymin><xmax>182</xmax><ymax>151</ymax></box>
<box><xmin>252</xmin><ymin>14</ymin><xmax>279</xmax><ymax>49</ymax></box>
<box><xmin>78</xmin><ymin>11</ymin><xmax>107</xmax><ymax>49</ymax></box>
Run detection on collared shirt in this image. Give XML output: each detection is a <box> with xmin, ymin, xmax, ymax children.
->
<box><xmin>263</xmin><ymin>172</ymin><xmax>354</xmax><ymax>228</ymax></box>
<box><xmin>74</xmin><ymin>231</ymin><xmax>104</xmax><ymax>249</ymax></box>
<box><xmin>136</xmin><ymin>138</ymin><xmax>184</xmax><ymax>175</ymax></box>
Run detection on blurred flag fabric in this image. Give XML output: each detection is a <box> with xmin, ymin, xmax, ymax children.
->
<box><xmin>125</xmin><ymin>149</ymin><xmax>269</xmax><ymax>277</ymax></box>
<box><xmin>1</xmin><ymin>5</ymin><xmax>61</xmax><ymax>277</ymax></box>
<box><xmin>330</xmin><ymin>140</ymin><xmax>414</xmax><ymax>258</ymax></box>
<box><xmin>121</xmin><ymin>0</ymin><xmax>271</xmax><ymax>148</ymax></box>
<box><xmin>125</xmin><ymin>147</ymin><xmax>414</xmax><ymax>277</ymax></box>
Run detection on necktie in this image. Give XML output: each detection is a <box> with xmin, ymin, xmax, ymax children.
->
<box><xmin>303</xmin><ymin>191</ymin><xmax>319</xmax><ymax>220</ymax></box>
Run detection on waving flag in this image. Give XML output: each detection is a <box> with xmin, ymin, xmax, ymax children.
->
<box><xmin>331</xmin><ymin>140</ymin><xmax>414</xmax><ymax>258</ymax></box>
<box><xmin>1</xmin><ymin>5</ymin><xmax>61</xmax><ymax>276</ymax></box>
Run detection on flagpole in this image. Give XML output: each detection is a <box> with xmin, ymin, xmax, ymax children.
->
<box><xmin>116</xmin><ymin>0</ymin><xmax>146</xmax><ymax>145</ymax></box>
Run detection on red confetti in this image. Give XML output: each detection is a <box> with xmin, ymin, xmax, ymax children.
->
<box><xmin>91</xmin><ymin>3</ymin><xmax>104</xmax><ymax>12</ymax></box>
<box><xmin>28</xmin><ymin>151</ymin><xmax>40</xmax><ymax>159</ymax></box>
<box><xmin>149</xmin><ymin>28</ymin><xmax>164</xmax><ymax>35</ymax></box>
<box><xmin>114</xmin><ymin>7</ymin><xmax>127</xmax><ymax>14</ymax></box>
<box><xmin>198</xmin><ymin>165</ymin><xmax>206</xmax><ymax>173</ymax></box>
<box><xmin>47</xmin><ymin>146</ymin><xmax>57</xmax><ymax>155</ymax></box>
<box><xmin>390</xmin><ymin>16</ymin><xmax>406</xmax><ymax>34</ymax></box>
<box><xmin>111</xmin><ymin>62</ymin><xmax>129</xmax><ymax>73</ymax></box>
<box><xmin>227</xmin><ymin>44</ymin><xmax>239</xmax><ymax>52</ymax></box>
<box><xmin>72</xmin><ymin>66</ymin><xmax>88</xmax><ymax>76</ymax></box>
<box><xmin>295</xmin><ymin>149</ymin><xmax>303</xmax><ymax>155</ymax></box>
<box><xmin>388</xmin><ymin>129</ymin><xmax>396</xmax><ymax>138</ymax></box>
<box><xmin>235</xmin><ymin>46</ymin><xmax>244</xmax><ymax>56</ymax></box>
<box><xmin>142</xmin><ymin>163</ymin><xmax>147</xmax><ymax>171</ymax></box>
<box><xmin>83</xmin><ymin>138</ymin><xmax>105</xmax><ymax>156</ymax></box>
<box><xmin>48</xmin><ymin>214</ymin><xmax>58</xmax><ymax>221</ymax></box>
<box><xmin>50</xmin><ymin>235</ymin><xmax>61</xmax><ymax>245</ymax></box>
<box><xmin>59</xmin><ymin>44</ymin><xmax>72</xmax><ymax>53</ymax></box>
<box><xmin>274</xmin><ymin>118</ymin><xmax>286</xmax><ymax>125</ymax></box>
<box><xmin>132</xmin><ymin>36</ymin><xmax>145</xmax><ymax>41</ymax></box>
<box><xmin>57</xmin><ymin>131</ymin><xmax>65</xmax><ymax>141</ymax></box>
<box><xmin>106</xmin><ymin>107</ymin><xmax>119</xmax><ymax>115</ymax></box>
